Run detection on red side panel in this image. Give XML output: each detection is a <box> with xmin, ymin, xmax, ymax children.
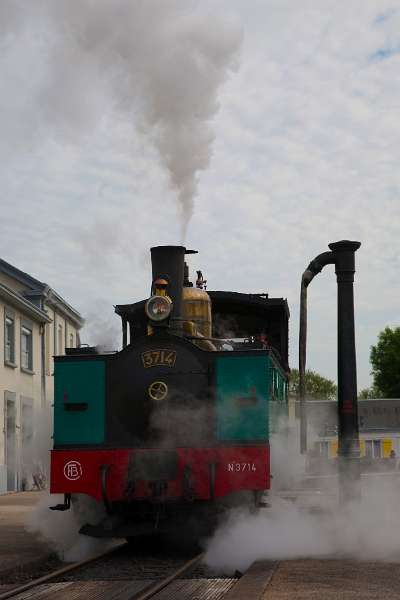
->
<box><xmin>50</xmin><ymin>445</ymin><xmax>270</xmax><ymax>502</ymax></box>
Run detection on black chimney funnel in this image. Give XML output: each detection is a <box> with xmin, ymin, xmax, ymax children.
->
<box><xmin>150</xmin><ymin>246</ymin><xmax>197</xmax><ymax>332</ymax></box>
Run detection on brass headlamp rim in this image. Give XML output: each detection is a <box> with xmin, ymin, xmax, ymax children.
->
<box><xmin>145</xmin><ymin>294</ymin><xmax>173</xmax><ymax>322</ymax></box>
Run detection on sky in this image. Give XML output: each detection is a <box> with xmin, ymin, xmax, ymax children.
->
<box><xmin>1</xmin><ymin>0</ymin><xmax>399</xmax><ymax>389</ymax></box>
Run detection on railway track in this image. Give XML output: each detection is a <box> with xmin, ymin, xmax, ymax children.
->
<box><xmin>0</xmin><ymin>529</ymin><xmax>282</xmax><ymax>600</ymax></box>
<box><xmin>0</xmin><ymin>543</ymin><xmax>236</xmax><ymax>600</ymax></box>
<box><xmin>0</xmin><ymin>542</ymin><xmax>128</xmax><ymax>600</ymax></box>
<box><xmin>5</xmin><ymin>554</ymin><xmax>400</xmax><ymax>600</ymax></box>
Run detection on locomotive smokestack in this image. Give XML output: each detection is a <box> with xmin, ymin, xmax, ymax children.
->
<box><xmin>150</xmin><ymin>246</ymin><xmax>197</xmax><ymax>331</ymax></box>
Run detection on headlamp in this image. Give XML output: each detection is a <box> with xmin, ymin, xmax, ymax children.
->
<box><xmin>145</xmin><ymin>295</ymin><xmax>172</xmax><ymax>322</ymax></box>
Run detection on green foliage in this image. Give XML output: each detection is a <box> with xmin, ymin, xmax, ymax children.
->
<box><xmin>358</xmin><ymin>387</ymin><xmax>382</xmax><ymax>399</ymax></box>
<box><xmin>370</xmin><ymin>326</ymin><xmax>400</xmax><ymax>398</ymax></box>
<box><xmin>289</xmin><ymin>368</ymin><xmax>337</xmax><ymax>400</ymax></box>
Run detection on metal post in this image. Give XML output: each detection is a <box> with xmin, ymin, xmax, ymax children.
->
<box><xmin>299</xmin><ymin>281</ymin><xmax>308</xmax><ymax>454</ymax></box>
<box><xmin>328</xmin><ymin>240</ymin><xmax>361</xmax><ymax>502</ymax></box>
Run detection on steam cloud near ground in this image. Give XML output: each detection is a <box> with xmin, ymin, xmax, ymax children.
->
<box><xmin>1</xmin><ymin>0</ymin><xmax>242</xmax><ymax>239</ymax></box>
<box><xmin>27</xmin><ymin>493</ymin><xmax>113</xmax><ymax>562</ymax></box>
<box><xmin>24</xmin><ymin>406</ymin><xmax>112</xmax><ymax>561</ymax></box>
<box><xmin>27</xmin><ymin>409</ymin><xmax>400</xmax><ymax>565</ymax></box>
<box><xmin>205</xmin><ymin>422</ymin><xmax>400</xmax><ymax>572</ymax></box>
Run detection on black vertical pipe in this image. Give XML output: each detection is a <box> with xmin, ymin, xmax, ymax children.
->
<box><xmin>150</xmin><ymin>245</ymin><xmax>186</xmax><ymax>330</ymax></box>
<box><xmin>299</xmin><ymin>240</ymin><xmax>361</xmax><ymax>502</ymax></box>
<box><xmin>328</xmin><ymin>241</ymin><xmax>361</xmax><ymax>456</ymax></box>
<box><xmin>328</xmin><ymin>240</ymin><xmax>361</xmax><ymax>501</ymax></box>
<box><xmin>299</xmin><ymin>251</ymin><xmax>336</xmax><ymax>454</ymax></box>
<box><xmin>299</xmin><ymin>280</ymin><xmax>308</xmax><ymax>454</ymax></box>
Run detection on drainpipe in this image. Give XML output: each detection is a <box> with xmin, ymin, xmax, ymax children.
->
<box><xmin>39</xmin><ymin>296</ymin><xmax>47</xmax><ymax>409</ymax></box>
<box><xmin>40</xmin><ymin>324</ymin><xmax>46</xmax><ymax>408</ymax></box>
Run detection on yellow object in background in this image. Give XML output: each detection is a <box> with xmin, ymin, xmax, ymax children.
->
<box><xmin>383</xmin><ymin>438</ymin><xmax>393</xmax><ymax>457</ymax></box>
<box><xmin>321</xmin><ymin>437</ymin><xmax>395</xmax><ymax>459</ymax></box>
<box><xmin>359</xmin><ymin>439</ymin><xmax>365</xmax><ymax>457</ymax></box>
<box><xmin>331</xmin><ymin>439</ymin><xmax>338</xmax><ymax>457</ymax></box>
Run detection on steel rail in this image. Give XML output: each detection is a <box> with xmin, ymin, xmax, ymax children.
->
<box><xmin>0</xmin><ymin>541</ymin><xmax>127</xmax><ymax>600</ymax></box>
<box><xmin>129</xmin><ymin>552</ymin><xmax>205</xmax><ymax>600</ymax></box>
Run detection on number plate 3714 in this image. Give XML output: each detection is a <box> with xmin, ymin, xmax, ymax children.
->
<box><xmin>228</xmin><ymin>463</ymin><xmax>257</xmax><ymax>472</ymax></box>
<box><xmin>142</xmin><ymin>349</ymin><xmax>177</xmax><ymax>368</ymax></box>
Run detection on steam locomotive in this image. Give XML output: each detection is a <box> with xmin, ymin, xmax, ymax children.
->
<box><xmin>50</xmin><ymin>246</ymin><xmax>289</xmax><ymax>539</ymax></box>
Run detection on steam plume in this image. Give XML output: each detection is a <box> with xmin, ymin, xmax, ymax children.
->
<box><xmin>205</xmin><ymin>422</ymin><xmax>400</xmax><ymax>572</ymax></box>
<box><xmin>27</xmin><ymin>493</ymin><xmax>112</xmax><ymax>562</ymax></box>
<box><xmin>1</xmin><ymin>1</ymin><xmax>242</xmax><ymax>239</ymax></box>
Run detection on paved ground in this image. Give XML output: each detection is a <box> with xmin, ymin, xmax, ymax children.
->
<box><xmin>263</xmin><ymin>559</ymin><xmax>400</xmax><ymax>599</ymax></box>
<box><xmin>2</xmin><ymin>495</ymin><xmax>400</xmax><ymax>598</ymax></box>
<box><xmin>0</xmin><ymin>492</ymin><xmax>52</xmax><ymax>577</ymax></box>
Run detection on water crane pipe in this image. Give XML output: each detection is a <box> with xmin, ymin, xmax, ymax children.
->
<box><xmin>299</xmin><ymin>251</ymin><xmax>335</xmax><ymax>454</ymax></box>
<box><xmin>299</xmin><ymin>240</ymin><xmax>361</xmax><ymax>502</ymax></box>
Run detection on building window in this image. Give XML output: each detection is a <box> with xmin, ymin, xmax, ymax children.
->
<box><xmin>21</xmin><ymin>326</ymin><xmax>33</xmax><ymax>371</ymax></box>
<box><xmin>365</xmin><ymin>439</ymin><xmax>382</xmax><ymax>458</ymax></box>
<box><xmin>58</xmin><ymin>324</ymin><xmax>63</xmax><ymax>355</ymax></box>
<box><xmin>365</xmin><ymin>440</ymin><xmax>372</xmax><ymax>458</ymax></box>
<box><xmin>319</xmin><ymin>441</ymin><xmax>329</xmax><ymax>458</ymax></box>
<box><xmin>373</xmin><ymin>439</ymin><xmax>382</xmax><ymax>458</ymax></box>
<box><xmin>69</xmin><ymin>332</ymin><xmax>74</xmax><ymax>348</ymax></box>
<box><xmin>5</xmin><ymin>314</ymin><xmax>15</xmax><ymax>364</ymax></box>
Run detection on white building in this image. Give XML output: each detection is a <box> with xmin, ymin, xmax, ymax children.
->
<box><xmin>0</xmin><ymin>259</ymin><xmax>83</xmax><ymax>493</ymax></box>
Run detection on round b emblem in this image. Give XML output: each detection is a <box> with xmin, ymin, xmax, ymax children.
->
<box><xmin>148</xmin><ymin>381</ymin><xmax>168</xmax><ymax>401</ymax></box>
<box><xmin>64</xmin><ymin>460</ymin><xmax>83</xmax><ymax>481</ymax></box>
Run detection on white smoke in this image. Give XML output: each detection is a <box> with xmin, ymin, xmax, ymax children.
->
<box><xmin>27</xmin><ymin>493</ymin><xmax>113</xmax><ymax>562</ymax></box>
<box><xmin>24</xmin><ymin>404</ymin><xmax>113</xmax><ymax>561</ymax></box>
<box><xmin>206</xmin><ymin>474</ymin><xmax>400</xmax><ymax>573</ymax></box>
<box><xmin>82</xmin><ymin>306</ymin><xmax>121</xmax><ymax>352</ymax></box>
<box><xmin>205</xmin><ymin>421</ymin><xmax>400</xmax><ymax>572</ymax></box>
<box><xmin>1</xmin><ymin>1</ymin><xmax>242</xmax><ymax>239</ymax></box>
<box><xmin>269</xmin><ymin>420</ymin><xmax>306</xmax><ymax>490</ymax></box>
<box><xmin>205</xmin><ymin>501</ymin><xmax>330</xmax><ymax>572</ymax></box>
<box><xmin>31</xmin><ymin>406</ymin><xmax>53</xmax><ymax>488</ymax></box>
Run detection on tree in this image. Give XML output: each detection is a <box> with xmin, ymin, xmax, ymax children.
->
<box><xmin>358</xmin><ymin>387</ymin><xmax>382</xmax><ymax>399</ymax></box>
<box><xmin>370</xmin><ymin>326</ymin><xmax>400</xmax><ymax>398</ymax></box>
<box><xmin>289</xmin><ymin>368</ymin><xmax>337</xmax><ymax>400</ymax></box>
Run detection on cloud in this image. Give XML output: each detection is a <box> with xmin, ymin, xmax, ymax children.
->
<box><xmin>370</xmin><ymin>46</ymin><xmax>400</xmax><ymax>61</ymax></box>
<box><xmin>0</xmin><ymin>0</ymin><xmax>242</xmax><ymax>240</ymax></box>
<box><xmin>1</xmin><ymin>1</ymin><xmax>399</xmax><ymax>388</ymax></box>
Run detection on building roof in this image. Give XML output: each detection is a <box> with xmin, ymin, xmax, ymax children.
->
<box><xmin>0</xmin><ymin>258</ymin><xmax>84</xmax><ymax>327</ymax></box>
<box><xmin>0</xmin><ymin>282</ymin><xmax>51</xmax><ymax>324</ymax></box>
